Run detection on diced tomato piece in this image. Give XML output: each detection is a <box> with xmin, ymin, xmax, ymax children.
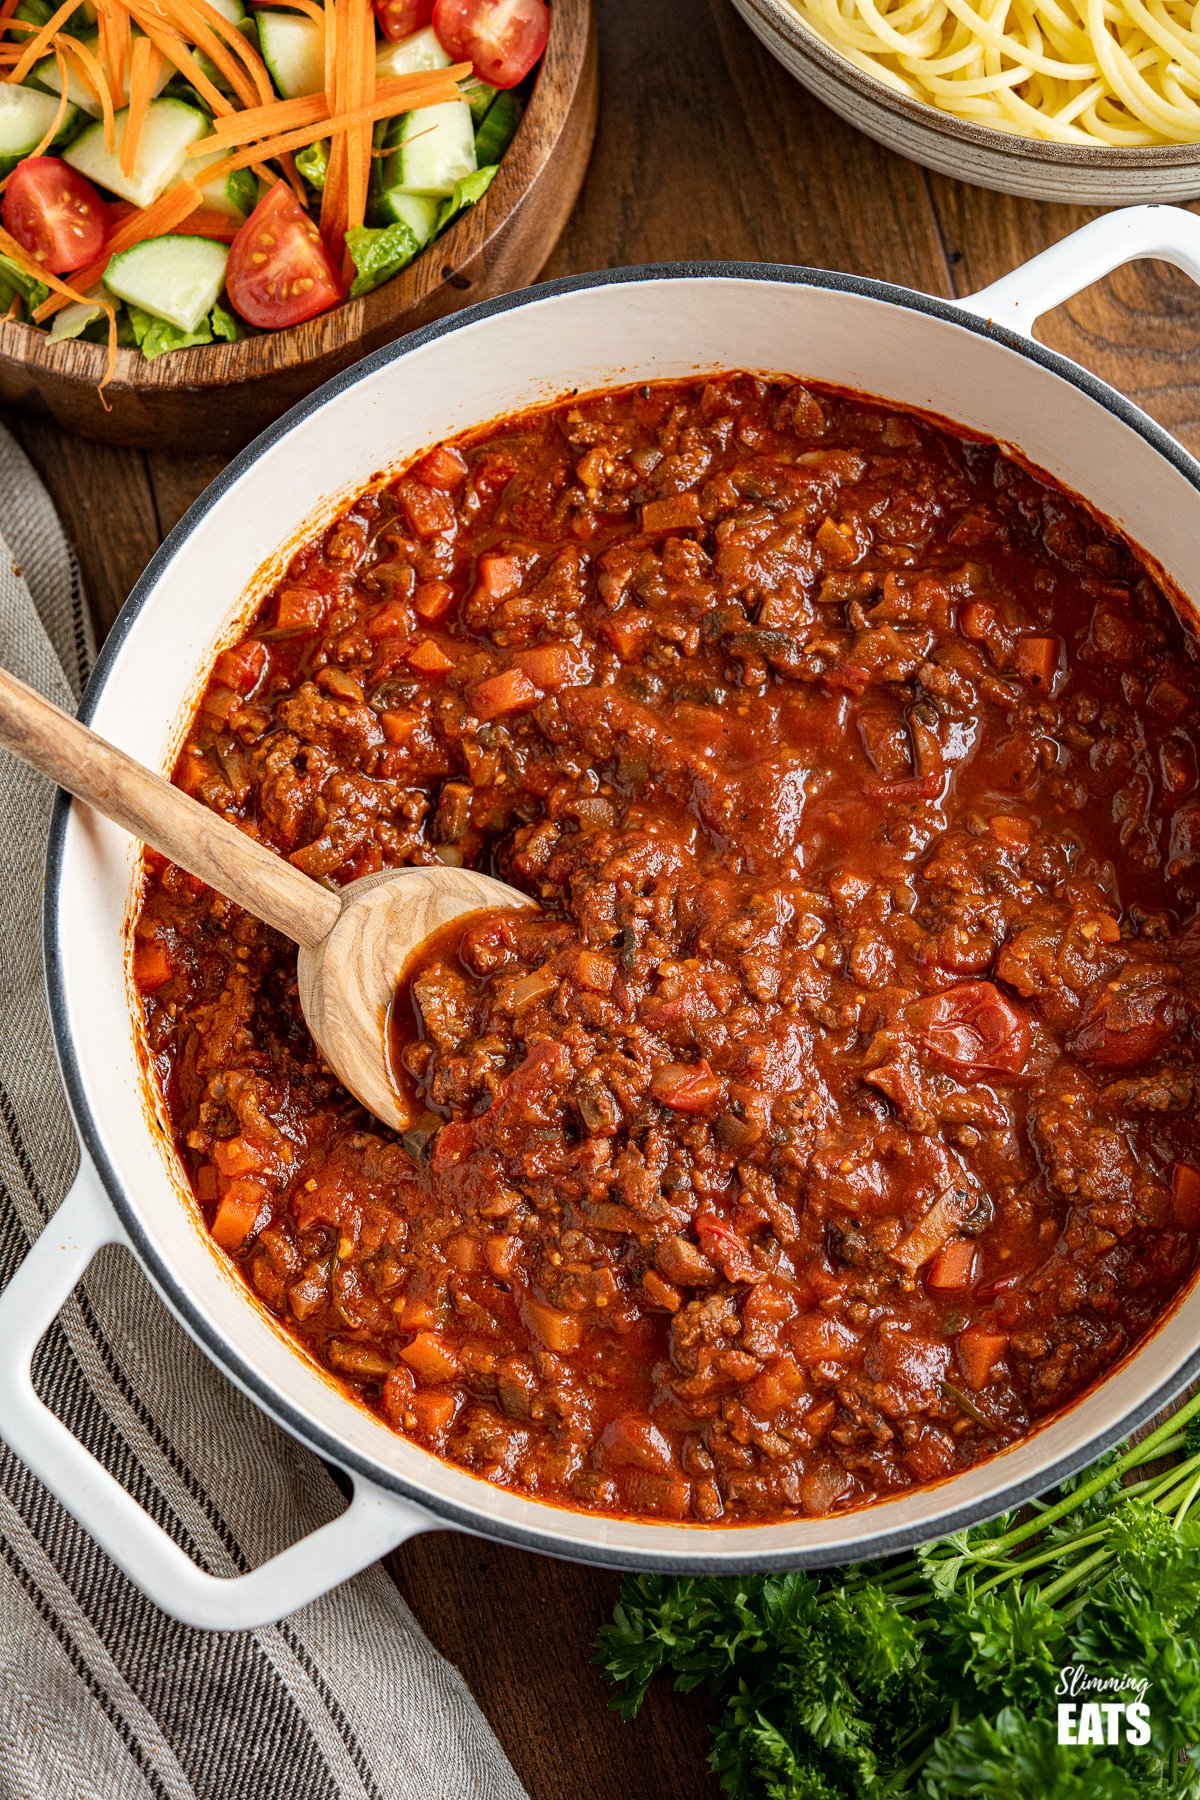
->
<box><xmin>413</xmin><ymin>580</ymin><xmax>456</xmax><ymax>621</ymax></box>
<box><xmin>472</xmin><ymin>666</ymin><xmax>540</xmax><ymax>720</ymax></box>
<box><xmin>642</xmin><ymin>493</ymin><xmax>703</xmax><ymax>534</ymax></box>
<box><xmin>926</xmin><ymin>1238</ymin><xmax>978</xmax><ymax>1291</ymax></box>
<box><xmin>398</xmin><ymin>479</ymin><xmax>455</xmax><ymax>540</ymax></box>
<box><xmin>132</xmin><ymin>939</ymin><xmax>173</xmax><ymax>992</ymax></box>
<box><xmin>368</xmin><ymin>600</ymin><xmax>415</xmax><ymax>640</ymax></box>
<box><xmin>792</xmin><ymin>1314</ymin><xmax>859</xmax><ymax>1363</ymax></box>
<box><xmin>1149</xmin><ymin>677</ymin><xmax>1190</xmax><ymax>721</ymax></box>
<box><xmin>599</xmin><ymin>611</ymin><xmax>649</xmax><ymax>658</ymax></box>
<box><xmin>413</xmin><ymin>444</ymin><xmax>468</xmax><ymax>491</ymax></box>
<box><xmin>597</xmin><ymin>1416</ymin><xmax>673</xmax><ymax>1473</ymax></box>
<box><xmin>380</xmin><ymin>709</ymin><xmax>419</xmax><ymax>745</ymax></box>
<box><xmin>523</xmin><ymin>1297</ymin><xmax>582</xmax><ymax>1352</ymax></box>
<box><xmin>1014</xmin><ymin>635</ymin><xmax>1059</xmax><ymax>690</ymax></box>
<box><xmin>514</xmin><ymin>642</ymin><xmax>585</xmax><ymax>690</ymax></box>
<box><xmin>805</xmin><ymin>1398</ymin><xmax>836</xmax><ymax>1441</ymax></box>
<box><xmin>650</xmin><ymin>1060</ymin><xmax>723</xmax><ymax>1113</ymax></box>
<box><xmin>910</xmin><ymin>981</ymin><xmax>1030</xmax><ymax>1079</ymax></box>
<box><xmin>212</xmin><ymin>639</ymin><xmax>267</xmax><ymax>695</ymax></box>
<box><xmin>695</xmin><ymin>1213</ymin><xmax>759</xmax><ymax>1284</ymax></box>
<box><xmin>1172</xmin><ymin>1162</ymin><xmax>1200</xmax><ymax>1229</ymax></box>
<box><xmin>957</xmin><ymin>1326</ymin><xmax>1007</xmax><ymax>1390</ymax></box>
<box><xmin>400</xmin><ymin>1330</ymin><xmax>461</xmax><ymax>1383</ymax></box>
<box><xmin>989</xmin><ymin>814</ymin><xmax>1030</xmax><ymax>854</ymax></box>
<box><xmin>1072</xmin><ymin>976</ymin><xmax>1177</xmax><ymax>1069</ymax></box>
<box><xmin>904</xmin><ymin>1426</ymin><xmax>957</xmax><ymax>1482</ymax></box>
<box><xmin>210</xmin><ymin>1180</ymin><xmax>266</xmax><ymax>1251</ymax></box>
<box><xmin>405</xmin><ymin>639</ymin><xmax>454</xmax><ymax>675</ymax></box>
<box><xmin>745</xmin><ymin>1354</ymin><xmax>805</xmax><ymax>1414</ymax></box>
<box><xmin>573</xmin><ymin>949</ymin><xmax>614</xmax><ymax>993</ymax></box>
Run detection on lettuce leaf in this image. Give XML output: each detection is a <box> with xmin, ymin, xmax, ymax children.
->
<box><xmin>345</xmin><ymin>219</ymin><xmax>419</xmax><ymax>297</ymax></box>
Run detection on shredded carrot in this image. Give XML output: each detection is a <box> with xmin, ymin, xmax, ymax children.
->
<box><xmin>57</xmin><ymin>33</ymin><xmax>118</xmax><ymax>151</ymax></box>
<box><xmin>94</xmin><ymin>0</ymin><xmax>132</xmax><ymax>106</ymax></box>
<box><xmin>123</xmin><ymin>0</ymin><xmax>231</xmax><ymax>117</ymax></box>
<box><xmin>119</xmin><ymin>35</ymin><xmax>162</xmax><ymax>176</ymax></box>
<box><xmin>6</xmin><ymin>0</ymin><xmax>78</xmax><ymax>82</ymax></box>
<box><xmin>34</xmin><ymin>175</ymin><xmax>204</xmax><ymax>320</ymax></box>
<box><xmin>0</xmin><ymin>223</ymin><xmax>117</xmax><ymax>386</ymax></box>
<box><xmin>263</xmin><ymin>0</ymin><xmax>325</xmax><ymax>23</ymax></box>
<box><xmin>320</xmin><ymin>0</ymin><xmax>349</xmax><ymax>257</ymax></box>
<box><xmin>344</xmin><ymin>0</ymin><xmax>374</xmax><ymax>247</ymax></box>
<box><xmin>189</xmin><ymin>0</ymin><xmax>273</xmax><ymax>103</ymax></box>
<box><xmin>197</xmin><ymin>77</ymin><xmax>462</xmax><ymax>178</ymax></box>
<box><xmin>0</xmin><ymin>43</ymin><xmax>72</xmax><ymax>182</ymax></box>
<box><xmin>191</xmin><ymin>67</ymin><xmax>465</xmax><ymax>149</ymax></box>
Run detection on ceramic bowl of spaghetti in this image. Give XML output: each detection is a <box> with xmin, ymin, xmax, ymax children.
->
<box><xmin>730</xmin><ymin>0</ymin><xmax>1200</xmax><ymax>202</ymax></box>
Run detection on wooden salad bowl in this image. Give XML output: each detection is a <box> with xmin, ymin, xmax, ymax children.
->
<box><xmin>0</xmin><ymin>0</ymin><xmax>598</xmax><ymax>453</ymax></box>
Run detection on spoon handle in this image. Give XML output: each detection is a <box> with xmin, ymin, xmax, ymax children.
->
<box><xmin>0</xmin><ymin>665</ymin><xmax>340</xmax><ymax>951</ymax></box>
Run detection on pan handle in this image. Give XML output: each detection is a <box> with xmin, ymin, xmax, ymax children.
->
<box><xmin>959</xmin><ymin>204</ymin><xmax>1200</xmax><ymax>337</ymax></box>
<box><xmin>0</xmin><ymin>1157</ymin><xmax>441</xmax><ymax>1630</ymax></box>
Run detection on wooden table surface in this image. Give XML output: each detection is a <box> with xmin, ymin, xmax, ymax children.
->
<box><xmin>10</xmin><ymin>1</ymin><xmax>1200</xmax><ymax>1793</ymax></box>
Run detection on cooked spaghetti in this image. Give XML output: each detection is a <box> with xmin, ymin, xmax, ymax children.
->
<box><xmin>783</xmin><ymin>0</ymin><xmax>1200</xmax><ymax>144</ymax></box>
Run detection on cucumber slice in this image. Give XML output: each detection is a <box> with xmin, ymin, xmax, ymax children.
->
<box><xmin>0</xmin><ymin>82</ymin><xmax>80</xmax><ymax>158</ymax></box>
<box><xmin>65</xmin><ymin>98</ymin><xmax>209</xmax><ymax>208</ymax></box>
<box><xmin>459</xmin><ymin>75</ymin><xmax>498</xmax><ymax>124</ymax></box>
<box><xmin>258</xmin><ymin>10</ymin><xmax>323</xmax><ymax>97</ymax></box>
<box><xmin>190</xmin><ymin>148</ymin><xmax>256</xmax><ymax>218</ymax></box>
<box><xmin>104</xmin><ymin>233</ymin><xmax>228</xmax><ymax>332</ymax></box>
<box><xmin>384</xmin><ymin>100</ymin><xmax>475</xmax><ymax>199</ymax></box>
<box><xmin>375</xmin><ymin>24</ymin><xmax>451</xmax><ymax>78</ymax></box>
<box><xmin>374</xmin><ymin>188</ymin><xmax>439</xmax><ymax>241</ymax></box>
<box><xmin>473</xmin><ymin>89</ymin><xmax>521</xmax><ymax>165</ymax></box>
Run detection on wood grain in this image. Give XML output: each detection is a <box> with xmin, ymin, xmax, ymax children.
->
<box><xmin>0</xmin><ymin>0</ymin><xmax>598</xmax><ymax>454</ymax></box>
<box><xmin>8</xmin><ymin>3</ymin><xmax>1200</xmax><ymax>1796</ymax></box>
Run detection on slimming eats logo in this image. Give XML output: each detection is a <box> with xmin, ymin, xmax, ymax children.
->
<box><xmin>1056</xmin><ymin>1664</ymin><xmax>1152</xmax><ymax>1746</ymax></box>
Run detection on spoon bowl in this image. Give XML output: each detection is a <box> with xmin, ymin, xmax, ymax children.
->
<box><xmin>0</xmin><ymin>664</ymin><xmax>532</xmax><ymax>1132</ymax></box>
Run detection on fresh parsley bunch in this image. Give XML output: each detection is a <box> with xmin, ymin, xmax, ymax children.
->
<box><xmin>596</xmin><ymin>1391</ymin><xmax>1200</xmax><ymax>1798</ymax></box>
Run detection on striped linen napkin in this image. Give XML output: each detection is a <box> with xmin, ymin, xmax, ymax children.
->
<box><xmin>0</xmin><ymin>424</ymin><xmax>526</xmax><ymax>1800</ymax></box>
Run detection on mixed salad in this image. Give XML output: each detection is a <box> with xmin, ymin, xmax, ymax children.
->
<box><xmin>0</xmin><ymin>0</ymin><xmax>549</xmax><ymax>374</ymax></box>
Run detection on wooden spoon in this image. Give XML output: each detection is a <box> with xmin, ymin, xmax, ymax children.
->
<box><xmin>0</xmin><ymin>665</ymin><xmax>533</xmax><ymax>1131</ymax></box>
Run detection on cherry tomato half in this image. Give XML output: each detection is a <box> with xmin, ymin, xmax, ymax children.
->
<box><xmin>432</xmin><ymin>0</ymin><xmax>550</xmax><ymax>87</ymax></box>
<box><xmin>374</xmin><ymin>0</ymin><xmax>434</xmax><ymax>41</ymax></box>
<box><xmin>225</xmin><ymin>182</ymin><xmax>344</xmax><ymax>330</ymax></box>
<box><xmin>2</xmin><ymin>156</ymin><xmax>108</xmax><ymax>275</ymax></box>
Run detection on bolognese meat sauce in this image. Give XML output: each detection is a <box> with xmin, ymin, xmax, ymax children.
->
<box><xmin>135</xmin><ymin>376</ymin><xmax>1200</xmax><ymax>1523</ymax></box>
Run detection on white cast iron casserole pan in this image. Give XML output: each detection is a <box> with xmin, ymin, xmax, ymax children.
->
<box><xmin>3</xmin><ymin>204</ymin><xmax>1200</xmax><ymax>1630</ymax></box>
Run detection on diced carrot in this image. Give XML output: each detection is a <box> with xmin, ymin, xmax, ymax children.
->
<box><xmin>399</xmin><ymin>1330</ymin><xmax>460</xmax><ymax>1383</ymax></box>
<box><xmin>642</xmin><ymin>493</ymin><xmax>703</xmax><ymax>534</ymax></box>
<box><xmin>805</xmin><ymin>1398</ymin><xmax>837</xmax><ymax>1441</ymax></box>
<box><xmin>514</xmin><ymin>642</ymin><xmax>585</xmax><ymax>690</ymax></box>
<box><xmin>405</xmin><ymin>639</ymin><xmax>454</xmax><ymax>675</ymax></box>
<box><xmin>398</xmin><ymin>479</ymin><xmax>454</xmax><ymax>539</ymax></box>
<box><xmin>599</xmin><ymin>611</ymin><xmax>648</xmax><ymax>658</ymax></box>
<box><xmin>472</xmin><ymin>667</ymin><xmax>540</xmax><ymax>720</ymax></box>
<box><xmin>745</xmin><ymin>1354</ymin><xmax>806</xmax><ymax>1414</ymax></box>
<box><xmin>210</xmin><ymin>1180</ymin><xmax>266</xmax><ymax>1251</ymax></box>
<box><xmin>814</xmin><ymin>515</ymin><xmax>858</xmax><ymax>567</ymax></box>
<box><xmin>641</xmin><ymin>1269</ymin><xmax>683</xmax><ymax>1312</ymax></box>
<box><xmin>524</xmin><ymin>1297</ymin><xmax>582</xmax><ymax>1352</ymax></box>
<box><xmin>413</xmin><ymin>580</ymin><xmax>455</xmax><ymax>621</ymax></box>
<box><xmin>989</xmin><ymin>814</ymin><xmax>1030</xmax><ymax>853</ymax></box>
<box><xmin>485</xmin><ymin>1234</ymin><xmax>521</xmax><ymax>1278</ymax></box>
<box><xmin>444</xmin><ymin>1232</ymin><xmax>478</xmax><ymax>1272</ymax></box>
<box><xmin>957</xmin><ymin>1326</ymin><xmax>1007</xmax><ymax>1390</ymax></box>
<box><xmin>132</xmin><ymin>940</ymin><xmax>173</xmax><ymax>992</ymax></box>
<box><xmin>573</xmin><ymin>949</ymin><xmax>614</xmax><ymax>994</ymax></box>
<box><xmin>1014</xmin><ymin>635</ymin><xmax>1059</xmax><ymax>690</ymax></box>
<box><xmin>273</xmin><ymin>586</ymin><xmax>327</xmax><ymax>632</ymax></box>
<box><xmin>413</xmin><ymin>444</ymin><xmax>468</xmax><ymax>492</ymax></box>
<box><xmin>380</xmin><ymin>709</ymin><xmax>418</xmax><ymax>746</ymax></box>
<box><xmin>212</xmin><ymin>639</ymin><xmax>266</xmax><ymax>694</ymax></box>
<box><xmin>395</xmin><ymin>1291</ymin><xmax>439</xmax><ymax>1329</ymax></box>
<box><xmin>211</xmin><ymin>1136</ymin><xmax>273</xmax><ymax>1178</ymax></box>
<box><xmin>367</xmin><ymin>600</ymin><xmax>414</xmax><ymax>640</ymax></box>
<box><xmin>408</xmin><ymin>1390</ymin><xmax>458</xmax><ymax>1434</ymax></box>
<box><xmin>473</xmin><ymin>552</ymin><xmax>524</xmax><ymax>600</ymax></box>
<box><xmin>792</xmin><ymin>1313</ymin><xmax>859</xmax><ymax>1363</ymax></box>
<box><xmin>650</xmin><ymin>1060</ymin><xmax>723</xmax><ymax>1114</ymax></box>
<box><xmin>959</xmin><ymin>600</ymin><xmax>995</xmax><ymax>641</ymax></box>
<box><xmin>926</xmin><ymin>1238</ymin><xmax>978</xmax><ymax>1292</ymax></box>
<box><xmin>1172</xmin><ymin>1162</ymin><xmax>1200</xmax><ymax>1229</ymax></box>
